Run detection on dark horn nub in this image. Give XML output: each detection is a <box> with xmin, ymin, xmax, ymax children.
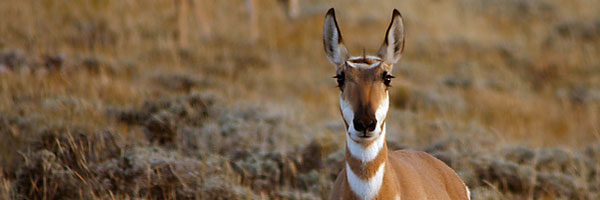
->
<box><xmin>362</xmin><ymin>48</ymin><xmax>366</xmax><ymax>60</ymax></box>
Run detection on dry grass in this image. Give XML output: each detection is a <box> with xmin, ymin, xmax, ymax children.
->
<box><xmin>1</xmin><ymin>0</ymin><xmax>600</xmax><ymax>199</ymax></box>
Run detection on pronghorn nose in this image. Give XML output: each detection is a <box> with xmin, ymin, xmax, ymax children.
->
<box><xmin>353</xmin><ymin>116</ymin><xmax>377</xmax><ymax>132</ymax></box>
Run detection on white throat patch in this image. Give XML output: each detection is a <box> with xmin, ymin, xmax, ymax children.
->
<box><xmin>346</xmin><ymin>162</ymin><xmax>386</xmax><ymax>200</ymax></box>
<box><xmin>346</xmin><ymin>130</ymin><xmax>386</xmax><ymax>162</ymax></box>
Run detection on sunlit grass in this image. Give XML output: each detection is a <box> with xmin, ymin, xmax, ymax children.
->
<box><xmin>1</xmin><ymin>0</ymin><xmax>599</xmax><ymax>199</ymax></box>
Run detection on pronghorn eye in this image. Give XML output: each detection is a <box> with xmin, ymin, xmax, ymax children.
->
<box><xmin>334</xmin><ymin>72</ymin><xmax>345</xmax><ymax>88</ymax></box>
<box><xmin>383</xmin><ymin>72</ymin><xmax>395</xmax><ymax>87</ymax></box>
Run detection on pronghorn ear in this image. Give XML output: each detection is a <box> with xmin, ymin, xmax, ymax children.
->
<box><xmin>377</xmin><ymin>9</ymin><xmax>405</xmax><ymax>68</ymax></box>
<box><xmin>323</xmin><ymin>8</ymin><xmax>349</xmax><ymax>67</ymax></box>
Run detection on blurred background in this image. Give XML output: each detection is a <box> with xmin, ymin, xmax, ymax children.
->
<box><xmin>1</xmin><ymin>0</ymin><xmax>599</xmax><ymax>199</ymax></box>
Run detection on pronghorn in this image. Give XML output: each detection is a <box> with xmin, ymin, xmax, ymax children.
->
<box><xmin>323</xmin><ymin>8</ymin><xmax>470</xmax><ymax>200</ymax></box>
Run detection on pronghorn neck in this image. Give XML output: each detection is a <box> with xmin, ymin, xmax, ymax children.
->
<box><xmin>345</xmin><ymin>126</ymin><xmax>388</xmax><ymax>199</ymax></box>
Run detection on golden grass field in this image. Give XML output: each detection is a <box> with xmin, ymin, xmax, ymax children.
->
<box><xmin>0</xmin><ymin>0</ymin><xmax>599</xmax><ymax>199</ymax></box>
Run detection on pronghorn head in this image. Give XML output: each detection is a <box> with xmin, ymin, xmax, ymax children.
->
<box><xmin>323</xmin><ymin>8</ymin><xmax>405</xmax><ymax>142</ymax></box>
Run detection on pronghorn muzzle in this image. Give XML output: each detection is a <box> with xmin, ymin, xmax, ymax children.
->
<box><xmin>353</xmin><ymin>112</ymin><xmax>377</xmax><ymax>134</ymax></box>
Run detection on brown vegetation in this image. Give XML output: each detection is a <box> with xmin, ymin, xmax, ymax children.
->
<box><xmin>1</xmin><ymin>0</ymin><xmax>599</xmax><ymax>199</ymax></box>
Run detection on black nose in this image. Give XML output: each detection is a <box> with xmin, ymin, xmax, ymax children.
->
<box><xmin>353</xmin><ymin>117</ymin><xmax>377</xmax><ymax>132</ymax></box>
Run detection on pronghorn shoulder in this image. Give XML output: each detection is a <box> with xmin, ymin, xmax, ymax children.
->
<box><xmin>388</xmin><ymin>149</ymin><xmax>470</xmax><ymax>200</ymax></box>
<box><xmin>388</xmin><ymin>149</ymin><xmax>453</xmax><ymax>172</ymax></box>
